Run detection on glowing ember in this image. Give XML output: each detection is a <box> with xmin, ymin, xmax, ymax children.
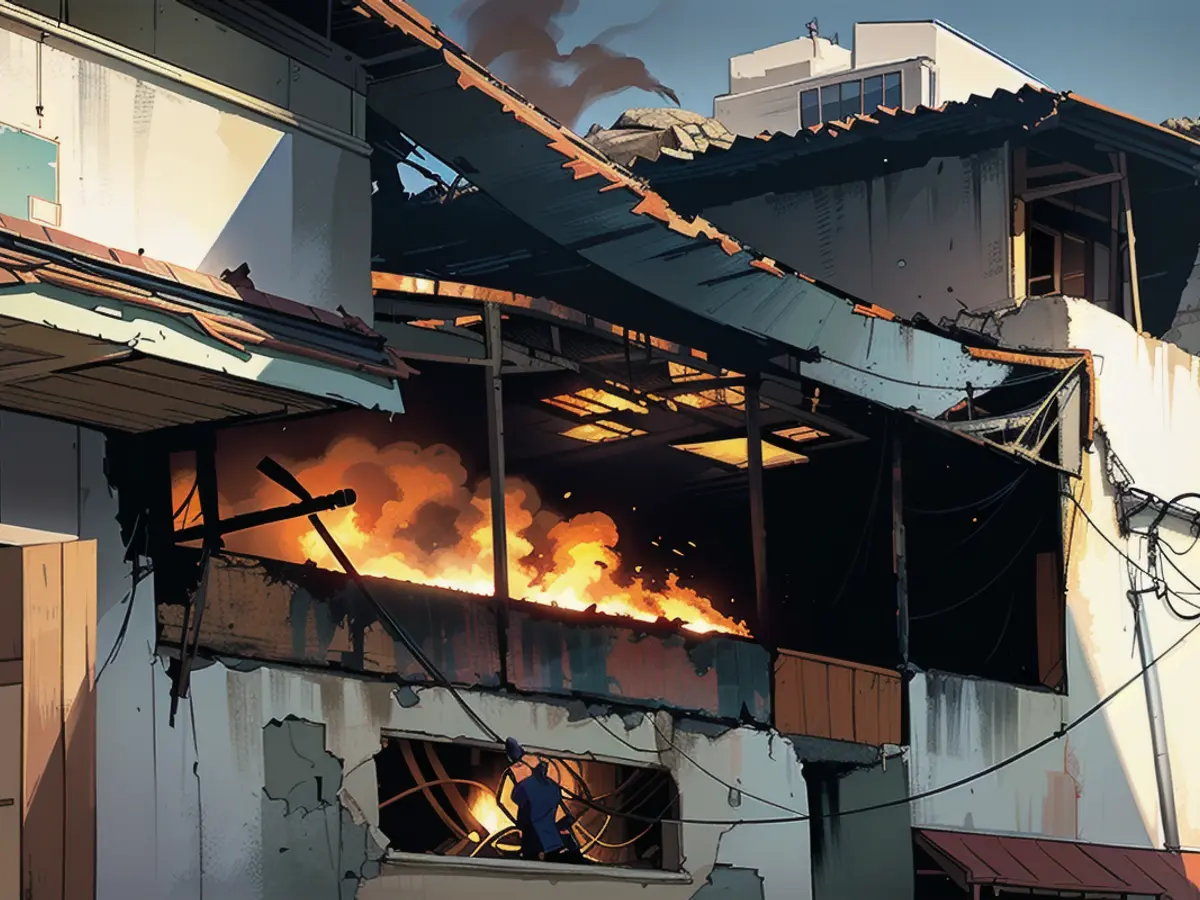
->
<box><xmin>172</xmin><ymin>437</ymin><xmax>749</xmax><ymax>636</ymax></box>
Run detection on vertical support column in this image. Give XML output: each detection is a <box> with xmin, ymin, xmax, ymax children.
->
<box><xmin>1117</xmin><ymin>151</ymin><xmax>1144</xmax><ymax>335</ymax></box>
<box><xmin>1109</xmin><ymin>180</ymin><xmax>1121</xmax><ymax>316</ymax></box>
<box><xmin>171</xmin><ymin>430</ymin><xmax>220</xmax><ymax>726</ymax></box>
<box><xmin>892</xmin><ymin>432</ymin><xmax>909</xmax><ymax>666</ymax></box>
<box><xmin>1131</xmin><ymin>586</ymin><xmax>1181</xmax><ymax>850</ymax></box>
<box><xmin>483</xmin><ymin>303</ymin><xmax>509</xmax><ymax>602</ymax></box>
<box><xmin>745</xmin><ymin>380</ymin><xmax>769</xmax><ymax>639</ymax></box>
<box><xmin>1011</xmin><ymin>144</ymin><xmax>1027</xmax><ymax>303</ymax></box>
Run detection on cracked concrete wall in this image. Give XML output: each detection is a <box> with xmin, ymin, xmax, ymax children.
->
<box><xmin>46</xmin><ymin>415</ymin><xmax>810</xmax><ymax>900</ymax></box>
<box><xmin>908</xmin><ymin>296</ymin><xmax>1200</xmax><ymax>850</ymax></box>
<box><xmin>695</xmin><ymin>146</ymin><xmax>1013</xmax><ymax>324</ymax></box>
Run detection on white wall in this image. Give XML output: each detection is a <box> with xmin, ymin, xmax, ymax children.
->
<box><xmin>701</xmin><ymin>146</ymin><xmax>1013</xmax><ymax>322</ymax></box>
<box><xmin>714</xmin><ymin>59</ymin><xmax>924</xmax><ymax>138</ymax></box>
<box><xmin>909</xmin><ymin>296</ymin><xmax>1200</xmax><ymax>850</ymax></box>
<box><xmin>0</xmin><ymin>423</ymin><xmax>811</xmax><ymax>898</ymax></box>
<box><xmin>0</xmin><ymin>5</ymin><xmax>373</xmax><ymax>322</ymax></box>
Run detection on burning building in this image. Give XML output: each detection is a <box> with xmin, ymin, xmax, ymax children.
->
<box><xmin>4</xmin><ymin>2</ymin><xmax>1199</xmax><ymax>900</ymax></box>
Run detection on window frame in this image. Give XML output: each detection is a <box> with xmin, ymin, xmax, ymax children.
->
<box><xmin>374</xmin><ymin>730</ymin><xmax>685</xmax><ymax>877</ymax></box>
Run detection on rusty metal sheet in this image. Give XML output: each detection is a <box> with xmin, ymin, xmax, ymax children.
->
<box><xmin>505</xmin><ymin>606</ymin><xmax>770</xmax><ymax>723</ymax></box>
<box><xmin>916</xmin><ymin>828</ymin><xmax>1200</xmax><ymax>898</ymax></box>
<box><xmin>157</xmin><ymin>554</ymin><xmax>502</xmax><ymax>688</ymax></box>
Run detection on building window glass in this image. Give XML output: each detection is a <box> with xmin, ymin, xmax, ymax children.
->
<box><xmin>821</xmin><ymin>83</ymin><xmax>842</xmax><ymax>125</ymax></box>
<box><xmin>863</xmin><ymin>75</ymin><xmax>884</xmax><ymax>114</ymax></box>
<box><xmin>840</xmin><ymin>79</ymin><xmax>862</xmax><ymax>120</ymax></box>
<box><xmin>0</xmin><ymin>124</ymin><xmax>58</xmax><ymax>221</ymax></box>
<box><xmin>884</xmin><ymin>71</ymin><xmax>902</xmax><ymax>108</ymax></box>
<box><xmin>800</xmin><ymin>89</ymin><xmax>820</xmax><ymax>129</ymax></box>
<box><xmin>928</xmin><ymin>69</ymin><xmax>937</xmax><ymax>106</ymax></box>
<box><xmin>375</xmin><ymin>736</ymin><xmax>680</xmax><ymax>869</ymax></box>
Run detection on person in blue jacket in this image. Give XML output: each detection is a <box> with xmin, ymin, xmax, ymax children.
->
<box><xmin>502</xmin><ymin>737</ymin><xmax>583</xmax><ymax>862</ymax></box>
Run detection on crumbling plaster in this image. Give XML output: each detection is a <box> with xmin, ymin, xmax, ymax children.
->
<box><xmin>64</xmin><ymin>410</ymin><xmax>812</xmax><ymax>900</ymax></box>
<box><xmin>908</xmin><ymin>296</ymin><xmax>1200</xmax><ymax>849</ymax></box>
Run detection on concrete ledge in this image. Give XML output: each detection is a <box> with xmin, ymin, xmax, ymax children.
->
<box><xmin>383</xmin><ymin>852</ymin><xmax>694</xmax><ymax>884</ymax></box>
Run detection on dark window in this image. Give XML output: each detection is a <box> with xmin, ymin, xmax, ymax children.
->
<box><xmin>800</xmin><ymin>89</ymin><xmax>821</xmax><ymax>128</ymax></box>
<box><xmin>840</xmin><ymin>79</ymin><xmax>862</xmax><ymax>119</ymax></box>
<box><xmin>884</xmin><ymin>71</ymin><xmax>902</xmax><ymax>108</ymax></box>
<box><xmin>1061</xmin><ymin>233</ymin><xmax>1089</xmax><ymax>299</ymax></box>
<box><xmin>1028</xmin><ymin>225</ymin><xmax>1059</xmax><ymax>296</ymax></box>
<box><xmin>821</xmin><ymin>83</ymin><xmax>842</xmax><ymax>125</ymax></box>
<box><xmin>863</xmin><ymin>75</ymin><xmax>884</xmax><ymax>114</ymax></box>
<box><xmin>0</xmin><ymin>124</ymin><xmax>57</xmax><ymax>221</ymax></box>
<box><xmin>376</xmin><ymin>737</ymin><xmax>680</xmax><ymax>868</ymax></box>
<box><xmin>928</xmin><ymin>69</ymin><xmax>937</xmax><ymax>106</ymax></box>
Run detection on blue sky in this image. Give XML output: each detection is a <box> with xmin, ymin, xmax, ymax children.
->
<box><xmin>411</xmin><ymin>0</ymin><xmax>1198</xmax><ymax>129</ymax></box>
<box><xmin>401</xmin><ymin>0</ymin><xmax>1198</xmax><ymax>191</ymax></box>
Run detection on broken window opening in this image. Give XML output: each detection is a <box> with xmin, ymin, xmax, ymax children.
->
<box><xmin>375</xmin><ymin>737</ymin><xmax>680</xmax><ymax>870</ymax></box>
<box><xmin>903</xmin><ymin>420</ymin><xmax>1065</xmax><ymax>690</ymax></box>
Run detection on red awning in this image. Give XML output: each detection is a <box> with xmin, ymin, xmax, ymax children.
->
<box><xmin>916</xmin><ymin>828</ymin><xmax>1200</xmax><ymax>898</ymax></box>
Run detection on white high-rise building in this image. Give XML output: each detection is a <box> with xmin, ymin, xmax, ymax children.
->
<box><xmin>715</xmin><ymin>20</ymin><xmax>1048</xmax><ymax>137</ymax></box>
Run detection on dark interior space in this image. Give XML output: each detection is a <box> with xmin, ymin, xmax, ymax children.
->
<box><xmin>902</xmin><ymin>418</ymin><xmax>1063</xmax><ymax>689</ymax></box>
<box><xmin>375</xmin><ymin>737</ymin><xmax>677</xmax><ymax>868</ymax></box>
<box><xmin>914</xmin><ymin>845</ymin><xmax>966</xmax><ymax>898</ymax></box>
<box><xmin>764</xmin><ymin>406</ymin><xmax>897</xmax><ymax>669</ymax></box>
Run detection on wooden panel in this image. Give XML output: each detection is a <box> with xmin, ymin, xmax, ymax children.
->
<box><xmin>62</xmin><ymin>541</ymin><xmax>96</xmax><ymax>900</ymax></box>
<box><xmin>799</xmin><ymin>658</ymin><xmax>830</xmax><ymax>739</ymax></box>
<box><xmin>1036</xmin><ymin>552</ymin><xmax>1066</xmax><ymax>690</ymax></box>
<box><xmin>0</xmin><ymin>547</ymin><xmax>22</xmax><ymax>662</ymax></box>
<box><xmin>772</xmin><ymin>654</ymin><xmax>802</xmax><ymax>736</ymax></box>
<box><xmin>22</xmin><ymin>543</ymin><xmax>64</xmax><ymax>900</ymax></box>
<box><xmin>827</xmin><ymin>664</ymin><xmax>855</xmax><ymax>742</ymax></box>
<box><xmin>0</xmin><ymin>683</ymin><xmax>17</xmax><ymax>900</ymax></box>
<box><xmin>853</xmin><ymin>668</ymin><xmax>881</xmax><ymax>747</ymax></box>
<box><xmin>878</xmin><ymin>672</ymin><xmax>903</xmax><ymax>745</ymax></box>
<box><xmin>0</xmin><ymin>802</ymin><xmax>17</xmax><ymax>900</ymax></box>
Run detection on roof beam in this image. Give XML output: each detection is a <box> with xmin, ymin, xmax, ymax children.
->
<box><xmin>1020</xmin><ymin>171</ymin><xmax>1124</xmax><ymax>203</ymax></box>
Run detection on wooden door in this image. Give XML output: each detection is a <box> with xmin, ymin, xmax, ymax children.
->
<box><xmin>0</xmin><ymin>541</ymin><xmax>97</xmax><ymax>900</ymax></box>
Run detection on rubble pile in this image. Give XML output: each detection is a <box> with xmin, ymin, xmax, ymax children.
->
<box><xmin>584</xmin><ymin>108</ymin><xmax>736</xmax><ymax>166</ymax></box>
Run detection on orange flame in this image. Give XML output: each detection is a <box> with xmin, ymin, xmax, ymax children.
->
<box><xmin>174</xmin><ymin>436</ymin><xmax>749</xmax><ymax>636</ymax></box>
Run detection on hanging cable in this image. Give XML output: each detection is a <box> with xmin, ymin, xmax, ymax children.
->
<box><xmin>909</xmin><ymin>510</ymin><xmax>1045</xmax><ymax>621</ymax></box>
<box><xmin>906</xmin><ymin>471</ymin><xmax>1026</xmax><ymax>516</ymax></box>
<box><xmin>829</xmin><ymin>417</ymin><xmax>889</xmax><ymax>607</ymax></box>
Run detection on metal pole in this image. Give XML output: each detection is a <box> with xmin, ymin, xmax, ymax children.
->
<box><xmin>892</xmin><ymin>432</ymin><xmax>909</xmax><ymax>666</ymax></box>
<box><xmin>745</xmin><ymin>380</ymin><xmax>769</xmax><ymax>637</ymax></box>
<box><xmin>483</xmin><ymin>303</ymin><xmax>510</xmax><ymax>600</ymax></box>
<box><xmin>1131</xmin><ymin>587</ymin><xmax>1181</xmax><ymax>850</ymax></box>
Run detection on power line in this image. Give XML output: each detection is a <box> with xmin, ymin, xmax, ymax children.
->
<box><xmin>558</xmin><ymin>492</ymin><xmax>1200</xmax><ymax>829</ymax></box>
<box><xmin>906</xmin><ymin>472</ymin><xmax>1026</xmax><ymax>516</ymax></box>
<box><xmin>812</xmin><ymin>353</ymin><xmax>1063</xmax><ymax>392</ymax></box>
<box><xmin>909</xmin><ymin>510</ymin><xmax>1046</xmax><ymax>621</ymax></box>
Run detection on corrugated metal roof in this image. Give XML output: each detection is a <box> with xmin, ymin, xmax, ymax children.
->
<box><xmin>917</xmin><ymin>828</ymin><xmax>1200</xmax><ymax>898</ymax></box>
<box><xmin>635</xmin><ymin>85</ymin><xmax>1200</xmax><ymax>207</ymax></box>
<box><xmin>0</xmin><ymin>213</ymin><xmax>413</xmax><ymax>382</ymax></box>
<box><xmin>357</xmin><ymin>1</ymin><xmax>1027</xmax><ymax>419</ymax></box>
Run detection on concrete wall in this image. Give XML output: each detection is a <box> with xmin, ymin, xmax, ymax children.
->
<box><xmin>909</xmin><ymin>296</ymin><xmax>1200</xmax><ymax>850</ymax></box>
<box><xmin>0</xmin><ymin>3</ymin><xmax>373</xmax><ymax>321</ymax></box>
<box><xmin>854</xmin><ymin>21</ymin><xmax>1045</xmax><ymax>103</ymax></box>
<box><xmin>0</xmin><ymin>417</ymin><xmax>812</xmax><ymax>898</ymax></box>
<box><xmin>700</xmin><ymin>146</ymin><xmax>1012</xmax><ymax>322</ymax></box>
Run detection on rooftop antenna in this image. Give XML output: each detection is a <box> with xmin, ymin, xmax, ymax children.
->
<box><xmin>806</xmin><ymin>17</ymin><xmax>819</xmax><ymax>39</ymax></box>
<box><xmin>831</xmin><ymin>31</ymin><xmax>840</xmax><ymax>46</ymax></box>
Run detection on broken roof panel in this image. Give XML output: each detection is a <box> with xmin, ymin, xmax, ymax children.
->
<box><xmin>633</xmin><ymin>85</ymin><xmax>1200</xmax><ymax>212</ymax></box>
<box><xmin>357</xmin><ymin>0</ymin><xmax>1025</xmax><ymax>418</ymax></box>
<box><xmin>0</xmin><ymin>215</ymin><xmax>409</xmax><ymax>430</ymax></box>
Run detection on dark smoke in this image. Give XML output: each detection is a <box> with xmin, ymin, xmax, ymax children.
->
<box><xmin>453</xmin><ymin>0</ymin><xmax>678</xmax><ymax>128</ymax></box>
